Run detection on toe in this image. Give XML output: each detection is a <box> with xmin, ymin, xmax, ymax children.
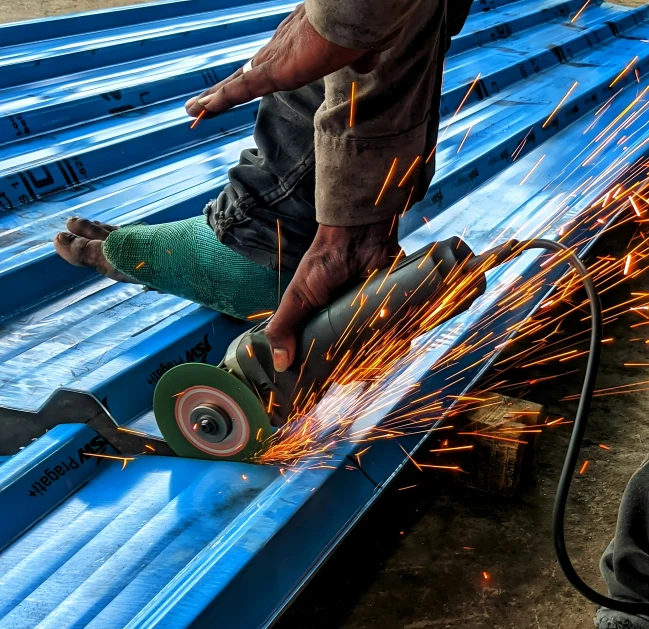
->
<box><xmin>54</xmin><ymin>232</ymin><xmax>88</xmax><ymax>268</ymax></box>
<box><xmin>66</xmin><ymin>216</ymin><xmax>117</xmax><ymax>241</ymax></box>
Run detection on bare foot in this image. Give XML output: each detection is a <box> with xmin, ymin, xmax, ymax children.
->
<box><xmin>54</xmin><ymin>217</ymin><xmax>136</xmax><ymax>283</ymax></box>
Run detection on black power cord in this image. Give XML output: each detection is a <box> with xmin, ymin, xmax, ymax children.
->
<box><xmin>519</xmin><ymin>239</ymin><xmax>649</xmax><ymax>617</ymax></box>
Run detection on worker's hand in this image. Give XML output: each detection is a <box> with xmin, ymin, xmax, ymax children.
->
<box><xmin>264</xmin><ymin>219</ymin><xmax>400</xmax><ymax>372</ymax></box>
<box><xmin>185</xmin><ymin>3</ymin><xmax>379</xmax><ymax>119</ymax></box>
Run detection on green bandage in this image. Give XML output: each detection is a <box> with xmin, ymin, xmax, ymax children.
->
<box><xmin>103</xmin><ymin>217</ymin><xmax>288</xmax><ymax>320</ymax></box>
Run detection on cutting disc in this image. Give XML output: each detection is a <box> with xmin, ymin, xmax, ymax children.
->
<box><xmin>153</xmin><ymin>362</ymin><xmax>273</xmax><ymax>461</ymax></box>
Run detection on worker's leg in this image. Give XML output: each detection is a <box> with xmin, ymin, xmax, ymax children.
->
<box><xmin>55</xmin><ymin>216</ymin><xmax>289</xmax><ymax>320</ymax></box>
<box><xmin>54</xmin><ymin>81</ymin><xmax>322</xmax><ymax>311</ymax></box>
<box><xmin>204</xmin><ymin>80</ymin><xmax>324</xmax><ymax>273</ymax></box>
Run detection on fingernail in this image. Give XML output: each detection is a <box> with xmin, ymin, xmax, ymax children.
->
<box><xmin>197</xmin><ymin>95</ymin><xmax>213</xmax><ymax>106</ymax></box>
<box><xmin>57</xmin><ymin>232</ymin><xmax>73</xmax><ymax>243</ymax></box>
<box><xmin>184</xmin><ymin>97</ymin><xmax>198</xmax><ymax>109</ymax></box>
<box><xmin>273</xmin><ymin>348</ymin><xmax>289</xmax><ymax>373</ymax></box>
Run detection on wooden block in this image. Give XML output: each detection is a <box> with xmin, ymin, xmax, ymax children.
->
<box><xmin>454</xmin><ymin>394</ymin><xmax>545</xmax><ymax>497</ymax></box>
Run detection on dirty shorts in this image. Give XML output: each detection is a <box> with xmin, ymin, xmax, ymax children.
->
<box><xmin>203</xmin><ymin>81</ymin><xmax>325</xmax><ymax>274</ymax></box>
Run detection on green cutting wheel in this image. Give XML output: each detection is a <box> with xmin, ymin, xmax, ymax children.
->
<box><xmin>153</xmin><ymin>362</ymin><xmax>274</xmax><ymax>462</ymax></box>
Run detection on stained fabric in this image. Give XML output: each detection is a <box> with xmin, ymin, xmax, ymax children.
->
<box><xmin>103</xmin><ymin>217</ymin><xmax>289</xmax><ymax>319</ymax></box>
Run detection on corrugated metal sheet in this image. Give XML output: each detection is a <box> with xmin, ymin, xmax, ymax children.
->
<box><xmin>0</xmin><ymin>1</ymin><xmax>648</xmax><ymax>627</ymax></box>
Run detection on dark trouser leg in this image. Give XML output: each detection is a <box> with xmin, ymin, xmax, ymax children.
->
<box><xmin>204</xmin><ymin>80</ymin><xmax>325</xmax><ymax>274</ymax></box>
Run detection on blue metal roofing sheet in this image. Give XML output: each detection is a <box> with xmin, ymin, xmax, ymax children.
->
<box><xmin>0</xmin><ymin>0</ymin><xmax>648</xmax><ymax>627</ymax></box>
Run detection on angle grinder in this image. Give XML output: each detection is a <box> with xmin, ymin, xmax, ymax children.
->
<box><xmin>153</xmin><ymin>236</ymin><xmax>518</xmax><ymax>462</ymax></box>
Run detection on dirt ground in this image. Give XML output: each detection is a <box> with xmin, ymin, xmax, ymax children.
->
<box><xmin>0</xmin><ymin>0</ymin><xmax>151</xmax><ymax>24</ymax></box>
<box><xmin>3</xmin><ymin>1</ymin><xmax>649</xmax><ymax>629</ymax></box>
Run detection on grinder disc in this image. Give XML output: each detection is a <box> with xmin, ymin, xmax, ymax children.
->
<box><xmin>153</xmin><ymin>362</ymin><xmax>273</xmax><ymax>461</ymax></box>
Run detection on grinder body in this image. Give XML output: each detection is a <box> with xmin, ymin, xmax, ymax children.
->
<box><xmin>154</xmin><ymin>236</ymin><xmax>498</xmax><ymax>460</ymax></box>
<box><xmin>223</xmin><ymin>236</ymin><xmax>487</xmax><ymax>426</ymax></box>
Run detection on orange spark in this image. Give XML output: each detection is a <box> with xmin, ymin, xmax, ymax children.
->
<box><xmin>256</xmin><ymin>427</ymin><xmax>263</xmax><ymax>441</ymax></box>
<box><xmin>429</xmin><ymin>445</ymin><xmax>474</xmax><ymax>453</ymax></box>
<box><xmin>245</xmin><ymin>344</ymin><xmax>254</xmax><ymax>358</ymax></box>
<box><xmin>419</xmin><ymin>464</ymin><xmax>463</xmax><ymax>471</ymax></box>
<box><xmin>398</xmin><ymin>484</ymin><xmax>419</xmax><ymax>491</ymax></box>
<box><xmin>570</xmin><ymin>0</ymin><xmax>590</xmax><ymax>23</ymax></box>
<box><xmin>247</xmin><ymin>310</ymin><xmax>274</xmax><ymax>320</ymax></box>
<box><xmin>457</xmin><ymin>124</ymin><xmax>474</xmax><ymax>154</ymax></box>
<box><xmin>401</xmin><ymin>186</ymin><xmax>415</xmax><ymax>217</ymax></box>
<box><xmin>135</xmin><ymin>261</ymin><xmax>146</xmax><ymax>271</ymax></box>
<box><xmin>624</xmin><ymin>254</ymin><xmax>632</xmax><ymax>276</ymax></box>
<box><xmin>277</xmin><ymin>219</ymin><xmax>282</xmax><ymax>309</ymax></box>
<box><xmin>375</xmin><ymin>158</ymin><xmax>399</xmax><ymax>206</ymax></box>
<box><xmin>520</xmin><ymin>155</ymin><xmax>546</xmax><ymax>185</ymax></box>
<box><xmin>458</xmin><ymin>432</ymin><xmax>527</xmax><ymax>445</ymax></box>
<box><xmin>83</xmin><ymin>452</ymin><xmax>135</xmax><ymax>470</ymax></box>
<box><xmin>542</xmin><ymin>82</ymin><xmax>578</xmax><ymax>129</ymax></box>
<box><xmin>398</xmin><ymin>155</ymin><xmax>422</xmax><ymax>187</ymax></box>
<box><xmin>599</xmin><ymin>444</ymin><xmax>611</xmax><ymax>451</ymax></box>
<box><xmin>610</xmin><ymin>56</ymin><xmax>639</xmax><ymax>89</ymax></box>
<box><xmin>482</xmin><ymin>571</ymin><xmax>490</xmax><ymax>581</ymax></box>
<box><xmin>349</xmin><ymin>81</ymin><xmax>357</xmax><ymax>128</ymax></box>
<box><xmin>190</xmin><ymin>110</ymin><xmax>206</xmax><ymax>129</ymax></box>
<box><xmin>579</xmin><ymin>460</ymin><xmax>589</xmax><ymax>475</ymax></box>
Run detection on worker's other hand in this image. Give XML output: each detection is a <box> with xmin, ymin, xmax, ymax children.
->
<box><xmin>185</xmin><ymin>3</ymin><xmax>379</xmax><ymax>119</ymax></box>
<box><xmin>264</xmin><ymin>219</ymin><xmax>400</xmax><ymax>372</ymax></box>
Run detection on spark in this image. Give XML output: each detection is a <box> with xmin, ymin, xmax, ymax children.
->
<box><xmin>277</xmin><ymin>219</ymin><xmax>282</xmax><ymax>309</ymax></box>
<box><xmin>241</xmin><ymin>474</ymin><xmax>248</xmax><ymax>481</ymax></box>
<box><xmin>571</xmin><ymin>0</ymin><xmax>591</xmax><ymax>22</ymax></box>
<box><xmin>624</xmin><ymin>254</ymin><xmax>632</xmax><ymax>276</ymax></box>
<box><xmin>117</xmin><ymin>426</ymin><xmax>150</xmax><ymax>437</ymax></box>
<box><xmin>398</xmin><ymin>442</ymin><xmax>422</xmax><ymax>472</ymax></box>
<box><xmin>429</xmin><ymin>445</ymin><xmax>474</xmax><ymax>453</ymax></box>
<box><xmin>457</xmin><ymin>432</ymin><xmax>527</xmax><ymax>445</ymax></box>
<box><xmin>512</xmin><ymin>127</ymin><xmax>534</xmax><ymax>161</ymax></box>
<box><xmin>599</xmin><ymin>444</ymin><xmax>611</xmax><ymax>450</ymax></box>
<box><xmin>401</xmin><ymin>186</ymin><xmax>415</xmax><ymax>217</ymax></box>
<box><xmin>267</xmin><ymin>391</ymin><xmax>275</xmax><ymax>414</ymax></box>
<box><xmin>520</xmin><ymin>155</ymin><xmax>546</xmax><ymax>185</ymax></box>
<box><xmin>398</xmin><ymin>484</ymin><xmax>419</xmax><ymax>491</ymax></box>
<box><xmin>542</xmin><ymin>82</ymin><xmax>578</xmax><ymax>129</ymax></box>
<box><xmin>579</xmin><ymin>460</ymin><xmax>589</xmax><ymax>475</ymax></box>
<box><xmin>135</xmin><ymin>261</ymin><xmax>146</xmax><ymax>271</ymax></box>
<box><xmin>83</xmin><ymin>452</ymin><xmax>135</xmax><ymax>470</ymax></box>
<box><xmin>610</xmin><ymin>56</ymin><xmax>639</xmax><ymax>89</ymax></box>
<box><xmin>247</xmin><ymin>310</ymin><xmax>274</xmax><ymax>320</ymax></box>
<box><xmin>190</xmin><ymin>110</ymin><xmax>206</xmax><ymax>129</ymax></box>
<box><xmin>144</xmin><ymin>444</ymin><xmax>156</xmax><ymax>452</ymax></box>
<box><xmin>375</xmin><ymin>158</ymin><xmax>399</xmax><ymax>206</ymax></box>
<box><xmin>482</xmin><ymin>571</ymin><xmax>490</xmax><ymax>581</ymax></box>
<box><xmin>256</xmin><ymin>427</ymin><xmax>263</xmax><ymax>441</ymax></box>
<box><xmin>165</xmin><ymin>249</ymin><xmax>172</xmax><ymax>255</ymax></box>
<box><xmin>457</xmin><ymin>124</ymin><xmax>474</xmax><ymax>154</ymax></box>
<box><xmin>630</xmin><ymin>195</ymin><xmax>643</xmax><ymax>216</ymax></box>
<box><xmin>349</xmin><ymin>81</ymin><xmax>357</xmax><ymax>128</ymax></box>
<box><xmin>636</xmin><ymin>68</ymin><xmax>641</xmax><ymax>84</ymax></box>
<box><xmin>419</xmin><ymin>464</ymin><xmax>463</xmax><ymax>472</ymax></box>
<box><xmin>245</xmin><ymin>344</ymin><xmax>254</xmax><ymax>358</ymax></box>
<box><xmin>398</xmin><ymin>155</ymin><xmax>422</xmax><ymax>187</ymax></box>
<box><xmin>427</xmin><ymin>73</ymin><xmax>481</xmax><ymax>163</ymax></box>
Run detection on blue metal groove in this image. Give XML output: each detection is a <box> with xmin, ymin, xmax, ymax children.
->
<box><xmin>0</xmin><ymin>2</ymin><xmax>647</xmax><ymax>628</ymax></box>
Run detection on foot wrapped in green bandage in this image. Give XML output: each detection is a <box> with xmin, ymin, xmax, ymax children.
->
<box><xmin>103</xmin><ymin>217</ymin><xmax>288</xmax><ymax>320</ymax></box>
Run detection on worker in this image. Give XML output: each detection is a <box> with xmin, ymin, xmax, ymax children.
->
<box><xmin>54</xmin><ymin>0</ymin><xmax>474</xmax><ymax>373</ymax></box>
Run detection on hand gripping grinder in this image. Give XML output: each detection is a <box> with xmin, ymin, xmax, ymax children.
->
<box><xmin>153</xmin><ymin>237</ymin><xmax>517</xmax><ymax>462</ymax></box>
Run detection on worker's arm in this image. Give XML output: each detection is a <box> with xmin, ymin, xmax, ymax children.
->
<box><xmin>186</xmin><ymin>1</ymin><xmax>461</xmax><ymax>372</ymax></box>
